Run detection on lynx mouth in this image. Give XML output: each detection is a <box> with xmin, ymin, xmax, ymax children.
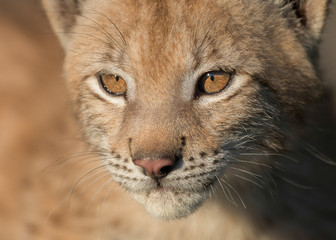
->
<box><xmin>131</xmin><ymin>188</ymin><xmax>209</xmax><ymax>220</ymax></box>
<box><xmin>129</xmin><ymin>178</ymin><xmax>215</xmax><ymax>220</ymax></box>
<box><xmin>107</xmin><ymin>153</ymin><xmax>223</xmax><ymax>219</ymax></box>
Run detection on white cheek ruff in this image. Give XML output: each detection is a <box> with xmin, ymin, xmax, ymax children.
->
<box><xmin>198</xmin><ymin>74</ymin><xmax>249</xmax><ymax>105</ymax></box>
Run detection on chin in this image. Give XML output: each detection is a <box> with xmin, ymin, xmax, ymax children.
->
<box><xmin>131</xmin><ymin>188</ymin><xmax>209</xmax><ymax>220</ymax></box>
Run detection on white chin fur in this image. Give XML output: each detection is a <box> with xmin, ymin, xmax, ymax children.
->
<box><xmin>131</xmin><ymin>189</ymin><xmax>208</xmax><ymax>220</ymax></box>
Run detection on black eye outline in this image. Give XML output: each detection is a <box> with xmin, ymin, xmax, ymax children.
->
<box><xmin>97</xmin><ymin>73</ymin><xmax>127</xmax><ymax>96</ymax></box>
<box><xmin>195</xmin><ymin>70</ymin><xmax>234</xmax><ymax>98</ymax></box>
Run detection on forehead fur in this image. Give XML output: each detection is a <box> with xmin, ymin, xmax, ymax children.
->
<box><xmin>76</xmin><ymin>0</ymin><xmax>286</xmax><ymax>73</ymax></box>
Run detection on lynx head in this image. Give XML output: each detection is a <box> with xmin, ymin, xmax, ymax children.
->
<box><xmin>43</xmin><ymin>0</ymin><xmax>328</xmax><ymax>219</ymax></box>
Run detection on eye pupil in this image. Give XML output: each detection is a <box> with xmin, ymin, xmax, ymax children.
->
<box><xmin>210</xmin><ymin>75</ymin><xmax>215</xmax><ymax>81</ymax></box>
<box><xmin>115</xmin><ymin>76</ymin><xmax>119</xmax><ymax>82</ymax></box>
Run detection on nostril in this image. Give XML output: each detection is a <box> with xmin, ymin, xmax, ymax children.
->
<box><xmin>159</xmin><ymin>166</ymin><xmax>173</xmax><ymax>177</ymax></box>
<box><xmin>133</xmin><ymin>158</ymin><xmax>175</xmax><ymax>178</ymax></box>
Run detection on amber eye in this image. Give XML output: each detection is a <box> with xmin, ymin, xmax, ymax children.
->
<box><xmin>198</xmin><ymin>71</ymin><xmax>232</xmax><ymax>94</ymax></box>
<box><xmin>99</xmin><ymin>74</ymin><xmax>127</xmax><ymax>96</ymax></box>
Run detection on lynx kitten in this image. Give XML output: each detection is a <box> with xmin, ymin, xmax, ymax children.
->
<box><xmin>42</xmin><ymin>0</ymin><xmax>335</xmax><ymax>239</ymax></box>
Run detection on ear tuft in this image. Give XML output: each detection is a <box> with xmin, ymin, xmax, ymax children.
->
<box><xmin>42</xmin><ymin>0</ymin><xmax>84</xmax><ymax>48</ymax></box>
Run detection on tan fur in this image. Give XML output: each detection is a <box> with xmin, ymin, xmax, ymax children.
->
<box><xmin>44</xmin><ymin>0</ymin><xmax>335</xmax><ymax>238</ymax></box>
<box><xmin>2</xmin><ymin>0</ymin><xmax>336</xmax><ymax>239</ymax></box>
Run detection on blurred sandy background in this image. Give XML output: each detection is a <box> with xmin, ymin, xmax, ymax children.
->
<box><xmin>0</xmin><ymin>1</ymin><xmax>83</xmax><ymax>238</ymax></box>
<box><xmin>0</xmin><ymin>0</ymin><xmax>335</xmax><ymax>238</ymax></box>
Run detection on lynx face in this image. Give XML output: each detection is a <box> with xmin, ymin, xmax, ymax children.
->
<box><xmin>43</xmin><ymin>0</ymin><xmax>327</xmax><ymax>219</ymax></box>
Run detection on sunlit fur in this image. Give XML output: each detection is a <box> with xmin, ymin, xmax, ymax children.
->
<box><xmin>42</xmin><ymin>0</ymin><xmax>336</xmax><ymax>239</ymax></box>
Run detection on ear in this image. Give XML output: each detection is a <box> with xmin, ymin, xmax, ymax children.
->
<box><xmin>42</xmin><ymin>0</ymin><xmax>85</xmax><ymax>49</ymax></box>
<box><xmin>283</xmin><ymin>0</ymin><xmax>330</xmax><ymax>43</ymax></box>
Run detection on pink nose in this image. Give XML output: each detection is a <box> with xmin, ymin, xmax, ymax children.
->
<box><xmin>133</xmin><ymin>158</ymin><xmax>175</xmax><ymax>178</ymax></box>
